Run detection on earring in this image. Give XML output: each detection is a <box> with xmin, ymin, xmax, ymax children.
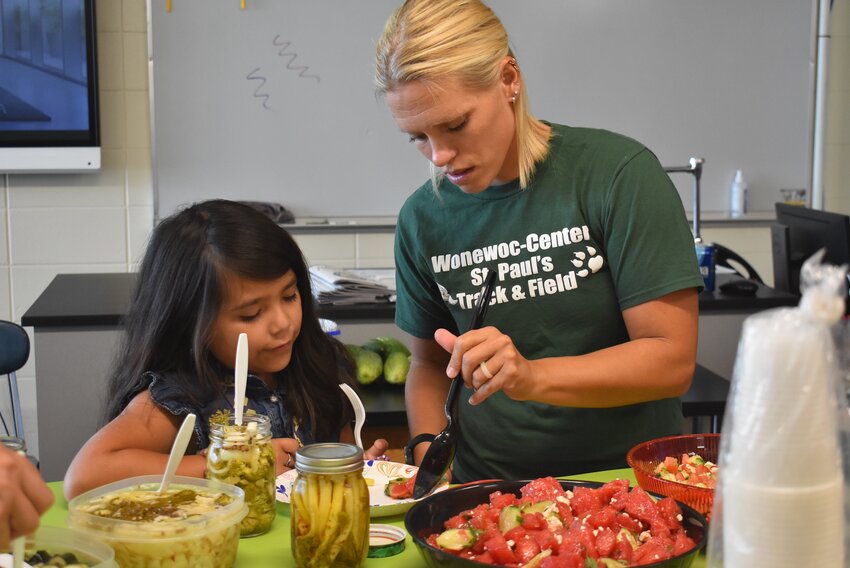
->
<box><xmin>511</xmin><ymin>90</ymin><xmax>519</xmax><ymax>103</ymax></box>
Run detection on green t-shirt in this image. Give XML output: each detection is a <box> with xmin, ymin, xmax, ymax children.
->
<box><xmin>394</xmin><ymin>123</ymin><xmax>704</xmax><ymax>482</ymax></box>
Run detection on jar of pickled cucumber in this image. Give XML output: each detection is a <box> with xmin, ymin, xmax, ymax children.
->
<box><xmin>291</xmin><ymin>443</ymin><xmax>369</xmax><ymax>568</ymax></box>
<box><xmin>206</xmin><ymin>413</ymin><xmax>276</xmax><ymax>537</ymax></box>
<box><xmin>0</xmin><ymin>436</ymin><xmax>26</xmax><ymax>453</ymax></box>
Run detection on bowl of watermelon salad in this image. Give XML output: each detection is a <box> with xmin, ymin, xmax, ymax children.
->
<box><xmin>627</xmin><ymin>434</ymin><xmax>719</xmax><ymax>519</ymax></box>
<box><xmin>404</xmin><ymin>477</ymin><xmax>706</xmax><ymax>567</ymax></box>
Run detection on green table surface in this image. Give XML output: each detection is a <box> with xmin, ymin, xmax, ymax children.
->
<box><xmin>43</xmin><ymin>469</ymin><xmax>706</xmax><ymax>567</ymax></box>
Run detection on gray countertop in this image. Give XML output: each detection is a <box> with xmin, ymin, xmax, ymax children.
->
<box><xmin>21</xmin><ymin>272</ymin><xmax>797</xmax><ymax>329</ymax></box>
<box><xmin>281</xmin><ymin>211</ymin><xmax>777</xmax><ymax>234</ymax></box>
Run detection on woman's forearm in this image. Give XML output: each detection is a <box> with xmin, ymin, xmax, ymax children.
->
<box><xmin>404</xmin><ymin>360</ymin><xmax>453</xmax><ymax>465</ymax></box>
<box><xmin>528</xmin><ymin>336</ymin><xmax>696</xmax><ymax>407</ymax></box>
<box><xmin>527</xmin><ymin>290</ymin><xmax>699</xmax><ymax>407</ymax></box>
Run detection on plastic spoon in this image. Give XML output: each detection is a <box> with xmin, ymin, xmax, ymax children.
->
<box><xmin>339</xmin><ymin>383</ymin><xmax>365</xmax><ymax>449</ymax></box>
<box><xmin>0</xmin><ymin>552</ymin><xmax>31</xmax><ymax>568</ymax></box>
<box><xmin>0</xmin><ymin>542</ymin><xmax>31</xmax><ymax>568</ymax></box>
<box><xmin>0</xmin><ymin>553</ymin><xmax>31</xmax><ymax>568</ymax></box>
<box><xmin>233</xmin><ymin>333</ymin><xmax>248</xmax><ymax>426</ymax></box>
<box><xmin>11</xmin><ymin>536</ymin><xmax>26</xmax><ymax>568</ymax></box>
<box><xmin>412</xmin><ymin>270</ymin><xmax>498</xmax><ymax>500</ymax></box>
<box><xmin>157</xmin><ymin>412</ymin><xmax>196</xmax><ymax>493</ymax></box>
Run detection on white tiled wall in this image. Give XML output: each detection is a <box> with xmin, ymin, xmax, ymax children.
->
<box><xmin>0</xmin><ymin>0</ymin><xmax>154</xmax><ymax>459</ymax></box>
<box><xmin>291</xmin><ymin>232</ymin><xmax>396</xmax><ymax>270</ymax></box>
<box><xmin>1</xmin><ymin>0</ymin><xmax>849</xmax><ymax>463</ymax></box>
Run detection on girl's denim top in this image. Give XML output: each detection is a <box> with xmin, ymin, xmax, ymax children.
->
<box><xmin>146</xmin><ymin>370</ymin><xmax>320</xmax><ymax>450</ymax></box>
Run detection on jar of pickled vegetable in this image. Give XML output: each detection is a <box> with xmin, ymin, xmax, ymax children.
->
<box><xmin>206</xmin><ymin>413</ymin><xmax>276</xmax><ymax>537</ymax></box>
<box><xmin>0</xmin><ymin>436</ymin><xmax>26</xmax><ymax>453</ymax></box>
<box><xmin>291</xmin><ymin>443</ymin><xmax>369</xmax><ymax>568</ymax></box>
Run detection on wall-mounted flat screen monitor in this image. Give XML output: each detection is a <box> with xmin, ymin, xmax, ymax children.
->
<box><xmin>772</xmin><ymin>203</ymin><xmax>850</xmax><ymax>296</ymax></box>
<box><xmin>0</xmin><ymin>0</ymin><xmax>100</xmax><ymax>173</ymax></box>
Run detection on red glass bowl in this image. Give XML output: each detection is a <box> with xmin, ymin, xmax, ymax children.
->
<box><xmin>627</xmin><ymin>433</ymin><xmax>719</xmax><ymax>518</ymax></box>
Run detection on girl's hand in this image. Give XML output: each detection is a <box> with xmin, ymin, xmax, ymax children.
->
<box><xmin>0</xmin><ymin>446</ymin><xmax>54</xmax><ymax>549</ymax></box>
<box><xmin>271</xmin><ymin>437</ymin><xmax>303</xmax><ymax>475</ymax></box>
<box><xmin>363</xmin><ymin>438</ymin><xmax>389</xmax><ymax>461</ymax></box>
<box><xmin>340</xmin><ymin>426</ymin><xmax>389</xmax><ymax>461</ymax></box>
<box><xmin>435</xmin><ymin>326</ymin><xmax>535</xmax><ymax>405</ymax></box>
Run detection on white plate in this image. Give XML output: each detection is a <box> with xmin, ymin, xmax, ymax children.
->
<box><xmin>275</xmin><ymin>459</ymin><xmax>449</xmax><ymax>518</ymax></box>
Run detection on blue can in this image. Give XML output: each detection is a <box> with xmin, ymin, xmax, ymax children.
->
<box><xmin>695</xmin><ymin>242</ymin><xmax>716</xmax><ymax>292</ymax></box>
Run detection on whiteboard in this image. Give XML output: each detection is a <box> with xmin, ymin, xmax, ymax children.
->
<box><xmin>149</xmin><ymin>0</ymin><xmax>815</xmax><ymax>220</ymax></box>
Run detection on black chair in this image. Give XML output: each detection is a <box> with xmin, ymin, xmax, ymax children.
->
<box><xmin>714</xmin><ymin>243</ymin><xmax>764</xmax><ymax>284</ymax></box>
<box><xmin>0</xmin><ymin>320</ymin><xmax>30</xmax><ymax>441</ymax></box>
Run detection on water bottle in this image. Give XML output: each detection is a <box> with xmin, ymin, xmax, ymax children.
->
<box><xmin>729</xmin><ymin>170</ymin><xmax>747</xmax><ymax>218</ymax></box>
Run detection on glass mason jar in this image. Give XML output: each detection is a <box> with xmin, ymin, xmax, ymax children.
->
<box><xmin>206</xmin><ymin>413</ymin><xmax>276</xmax><ymax>537</ymax></box>
<box><xmin>0</xmin><ymin>436</ymin><xmax>26</xmax><ymax>453</ymax></box>
<box><xmin>291</xmin><ymin>443</ymin><xmax>369</xmax><ymax>568</ymax></box>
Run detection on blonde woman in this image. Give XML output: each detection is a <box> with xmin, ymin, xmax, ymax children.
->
<box><xmin>376</xmin><ymin>0</ymin><xmax>703</xmax><ymax>482</ymax></box>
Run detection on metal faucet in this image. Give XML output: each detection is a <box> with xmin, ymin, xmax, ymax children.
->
<box><xmin>664</xmin><ymin>157</ymin><xmax>704</xmax><ymax>242</ymax></box>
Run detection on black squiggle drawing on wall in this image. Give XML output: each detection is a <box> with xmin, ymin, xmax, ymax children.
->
<box><xmin>272</xmin><ymin>36</ymin><xmax>321</xmax><ymax>83</ymax></box>
<box><xmin>246</xmin><ymin>68</ymin><xmax>272</xmax><ymax>110</ymax></box>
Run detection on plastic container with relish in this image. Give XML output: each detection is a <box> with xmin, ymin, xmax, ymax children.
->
<box><xmin>67</xmin><ymin>475</ymin><xmax>246</xmax><ymax>568</ymax></box>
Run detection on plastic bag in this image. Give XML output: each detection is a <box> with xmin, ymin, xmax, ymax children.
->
<box><xmin>707</xmin><ymin>249</ymin><xmax>850</xmax><ymax>567</ymax></box>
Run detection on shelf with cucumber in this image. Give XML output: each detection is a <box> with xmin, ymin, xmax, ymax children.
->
<box><xmin>346</xmin><ymin>336</ymin><xmax>411</xmax><ymax>386</ymax></box>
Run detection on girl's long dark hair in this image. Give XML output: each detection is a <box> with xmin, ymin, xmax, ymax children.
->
<box><xmin>104</xmin><ymin>200</ymin><xmax>354</xmax><ymax>442</ymax></box>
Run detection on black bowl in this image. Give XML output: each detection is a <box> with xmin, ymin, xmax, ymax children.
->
<box><xmin>405</xmin><ymin>479</ymin><xmax>707</xmax><ymax>568</ymax></box>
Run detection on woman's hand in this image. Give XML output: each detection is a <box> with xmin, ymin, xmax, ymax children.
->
<box><xmin>0</xmin><ymin>445</ymin><xmax>54</xmax><ymax>549</ymax></box>
<box><xmin>363</xmin><ymin>438</ymin><xmax>390</xmax><ymax>461</ymax></box>
<box><xmin>435</xmin><ymin>326</ymin><xmax>535</xmax><ymax>405</ymax></box>
<box><xmin>270</xmin><ymin>438</ymin><xmax>303</xmax><ymax>475</ymax></box>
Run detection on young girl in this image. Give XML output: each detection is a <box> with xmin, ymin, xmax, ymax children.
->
<box><xmin>64</xmin><ymin>200</ymin><xmax>388</xmax><ymax>498</ymax></box>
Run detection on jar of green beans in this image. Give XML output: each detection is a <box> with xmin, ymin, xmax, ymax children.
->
<box><xmin>291</xmin><ymin>443</ymin><xmax>369</xmax><ymax>567</ymax></box>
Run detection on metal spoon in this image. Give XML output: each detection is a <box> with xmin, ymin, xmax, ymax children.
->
<box><xmin>157</xmin><ymin>412</ymin><xmax>196</xmax><ymax>493</ymax></box>
<box><xmin>412</xmin><ymin>270</ymin><xmax>497</xmax><ymax>499</ymax></box>
<box><xmin>339</xmin><ymin>383</ymin><xmax>365</xmax><ymax>449</ymax></box>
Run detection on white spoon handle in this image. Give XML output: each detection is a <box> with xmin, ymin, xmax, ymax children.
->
<box><xmin>11</xmin><ymin>536</ymin><xmax>25</xmax><ymax>568</ymax></box>
<box><xmin>339</xmin><ymin>383</ymin><xmax>365</xmax><ymax>449</ymax></box>
<box><xmin>234</xmin><ymin>333</ymin><xmax>249</xmax><ymax>426</ymax></box>
<box><xmin>158</xmin><ymin>413</ymin><xmax>196</xmax><ymax>493</ymax></box>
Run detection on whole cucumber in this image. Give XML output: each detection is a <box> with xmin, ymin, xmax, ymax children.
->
<box><xmin>346</xmin><ymin>344</ymin><xmax>383</xmax><ymax>385</ymax></box>
<box><xmin>361</xmin><ymin>336</ymin><xmax>411</xmax><ymax>358</ymax></box>
<box><xmin>383</xmin><ymin>350</ymin><xmax>411</xmax><ymax>385</ymax></box>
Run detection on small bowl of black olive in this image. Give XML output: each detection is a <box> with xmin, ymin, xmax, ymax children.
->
<box><xmin>2</xmin><ymin>526</ymin><xmax>116</xmax><ymax>568</ymax></box>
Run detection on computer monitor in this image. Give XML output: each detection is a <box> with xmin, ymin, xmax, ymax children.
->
<box><xmin>772</xmin><ymin>203</ymin><xmax>850</xmax><ymax>296</ymax></box>
<box><xmin>0</xmin><ymin>0</ymin><xmax>100</xmax><ymax>173</ymax></box>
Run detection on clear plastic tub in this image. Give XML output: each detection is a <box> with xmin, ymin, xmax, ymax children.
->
<box><xmin>3</xmin><ymin>526</ymin><xmax>117</xmax><ymax>568</ymax></box>
<box><xmin>67</xmin><ymin>475</ymin><xmax>247</xmax><ymax>568</ymax></box>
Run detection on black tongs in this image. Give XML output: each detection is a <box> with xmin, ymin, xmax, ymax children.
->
<box><xmin>412</xmin><ymin>270</ymin><xmax>498</xmax><ymax>500</ymax></box>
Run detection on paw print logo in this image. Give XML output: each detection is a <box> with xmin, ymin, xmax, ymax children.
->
<box><xmin>570</xmin><ymin>246</ymin><xmax>604</xmax><ymax>278</ymax></box>
<box><xmin>438</xmin><ymin>283</ymin><xmax>458</xmax><ymax>305</ymax></box>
